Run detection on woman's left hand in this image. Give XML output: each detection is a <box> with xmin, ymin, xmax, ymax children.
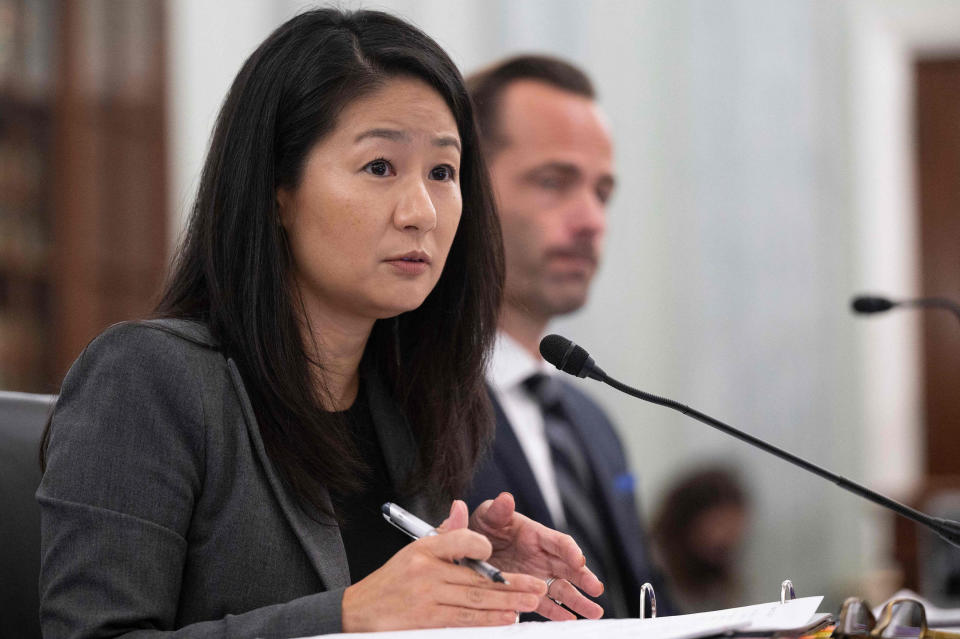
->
<box><xmin>439</xmin><ymin>493</ymin><xmax>604</xmax><ymax>621</ymax></box>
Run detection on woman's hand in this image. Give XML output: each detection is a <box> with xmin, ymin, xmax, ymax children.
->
<box><xmin>467</xmin><ymin>493</ymin><xmax>605</xmax><ymax>621</ymax></box>
<box><xmin>340</xmin><ymin>503</ymin><xmax>547</xmax><ymax>632</ymax></box>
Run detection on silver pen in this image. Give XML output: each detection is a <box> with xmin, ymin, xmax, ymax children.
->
<box><xmin>381</xmin><ymin>502</ymin><xmax>509</xmax><ymax>584</ymax></box>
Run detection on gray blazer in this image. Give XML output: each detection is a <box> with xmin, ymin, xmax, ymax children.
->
<box><xmin>38</xmin><ymin>319</ymin><xmax>442</xmax><ymax>639</ymax></box>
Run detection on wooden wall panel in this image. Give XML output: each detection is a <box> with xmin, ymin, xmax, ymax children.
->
<box><xmin>51</xmin><ymin>0</ymin><xmax>167</xmax><ymax>388</ymax></box>
<box><xmin>915</xmin><ymin>59</ymin><xmax>960</xmax><ymax>478</ymax></box>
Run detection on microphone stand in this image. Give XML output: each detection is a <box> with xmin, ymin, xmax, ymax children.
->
<box><xmin>597</xmin><ymin>370</ymin><xmax>960</xmax><ymax>548</ymax></box>
<box><xmin>900</xmin><ymin>297</ymin><xmax>960</xmax><ymax>326</ymax></box>
<box><xmin>852</xmin><ymin>295</ymin><xmax>960</xmax><ymax>326</ymax></box>
<box><xmin>541</xmin><ymin>333</ymin><xmax>960</xmax><ymax>548</ymax></box>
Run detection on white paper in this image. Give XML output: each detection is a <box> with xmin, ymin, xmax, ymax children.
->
<box><xmin>668</xmin><ymin>595</ymin><xmax>824</xmax><ymax>632</ymax></box>
<box><xmin>302</xmin><ymin>595</ymin><xmax>824</xmax><ymax>639</ymax></box>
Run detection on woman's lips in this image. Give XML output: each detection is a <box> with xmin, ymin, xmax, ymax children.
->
<box><xmin>384</xmin><ymin>252</ymin><xmax>431</xmax><ymax>275</ymax></box>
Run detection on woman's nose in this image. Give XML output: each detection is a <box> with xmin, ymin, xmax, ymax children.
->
<box><xmin>393</xmin><ymin>179</ymin><xmax>438</xmax><ymax>232</ymax></box>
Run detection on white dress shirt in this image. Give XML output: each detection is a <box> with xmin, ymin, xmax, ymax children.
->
<box><xmin>487</xmin><ymin>332</ymin><xmax>566</xmax><ymax>527</ymax></box>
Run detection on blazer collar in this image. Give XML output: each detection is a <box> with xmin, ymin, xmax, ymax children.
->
<box><xmin>226</xmin><ymin>354</ymin><xmax>437</xmax><ymax>590</ymax></box>
<box><xmin>365</xmin><ymin>364</ymin><xmax>445</xmax><ymax>524</ymax></box>
<box><xmin>557</xmin><ymin>383</ymin><xmax>652</xmax><ymax>587</ymax></box>
<box><xmin>226</xmin><ymin>358</ymin><xmax>352</xmax><ymax>590</ymax></box>
<box><xmin>153</xmin><ymin>318</ymin><xmax>439</xmax><ymax>584</ymax></box>
<box><xmin>487</xmin><ymin>389</ymin><xmax>556</xmax><ymax>529</ymax></box>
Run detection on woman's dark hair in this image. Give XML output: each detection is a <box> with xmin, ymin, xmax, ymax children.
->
<box><xmin>154</xmin><ymin>9</ymin><xmax>503</xmax><ymax>513</ymax></box>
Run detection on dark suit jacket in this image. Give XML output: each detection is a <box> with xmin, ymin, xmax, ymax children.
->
<box><xmin>466</xmin><ymin>380</ymin><xmax>670</xmax><ymax>617</ymax></box>
<box><xmin>38</xmin><ymin>319</ymin><xmax>441</xmax><ymax>639</ymax></box>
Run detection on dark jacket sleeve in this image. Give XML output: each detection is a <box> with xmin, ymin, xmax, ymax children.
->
<box><xmin>37</xmin><ymin>324</ymin><xmax>343</xmax><ymax>638</ymax></box>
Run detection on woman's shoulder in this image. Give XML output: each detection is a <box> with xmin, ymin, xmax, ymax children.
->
<box><xmin>46</xmin><ymin>319</ymin><xmax>233</xmax><ymax>482</ymax></box>
<box><xmin>41</xmin><ymin>320</ymin><xmax>233</xmax><ymax>544</ymax></box>
<box><xmin>60</xmin><ymin>318</ymin><xmax>229</xmax><ymax>409</ymax></box>
<box><xmin>77</xmin><ymin>318</ymin><xmax>220</xmax><ymax>371</ymax></box>
<box><xmin>91</xmin><ymin>318</ymin><xmax>218</xmax><ymax>351</ymax></box>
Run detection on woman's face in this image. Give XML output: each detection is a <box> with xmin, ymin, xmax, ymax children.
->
<box><xmin>278</xmin><ymin>77</ymin><xmax>463</xmax><ymax>329</ymax></box>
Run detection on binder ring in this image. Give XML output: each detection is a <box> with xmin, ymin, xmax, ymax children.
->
<box><xmin>780</xmin><ymin>579</ymin><xmax>796</xmax><ymax>603</ymax></box>
<box><xmin>640</xmin><ymin>582</ymin><xmax>657</xmax><ymax>619</ymax></box>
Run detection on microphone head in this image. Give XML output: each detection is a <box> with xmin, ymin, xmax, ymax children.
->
<box><xmin>539</xmin><ymin>334</ymin><xmax>594</xmax><ymax>378</ymax></box>
<box><xmin>852</xmin><ymin>295</ymin><xmax>896</xmax><ymax>314</ymax></box>
<box><xmin>539</xmin><ymin>334</ymin><xmax>572</xmax><ymax>368</ymax></box>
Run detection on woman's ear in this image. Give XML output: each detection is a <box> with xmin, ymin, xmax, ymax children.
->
<box><xmin>276</xmin><ymin>187</ymin><xmax>293</xmax><ymax>230</ymax></box>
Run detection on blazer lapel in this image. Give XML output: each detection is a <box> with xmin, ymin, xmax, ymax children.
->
<box><xmin>365</xmin><ymin>369</ymin><xmax>446</xmax><ymax>524</ymax></box>
<box><xmin>558</xmin><ymin>387</ymin><xmax>651</xmax><ymax>588</ymax></box>
<box><xmin>226</xmin><ymin>359</ymin><xmax>351</xmax><ymax>590</ymax></box>
<box><xmin>488</xmin><ymin>391</ymin><xmax>556</xmax><ymax>529</ymax></box>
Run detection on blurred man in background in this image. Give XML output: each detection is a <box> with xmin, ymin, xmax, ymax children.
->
<box><xmin>652</xmin><ymin>466</ymin><xmax>750</xmax><ymax>613</ymax></box>
<box><xmin>465</xmin><ymin>55</ymin><xmax>670</xmax><ymax>618</ymax></box>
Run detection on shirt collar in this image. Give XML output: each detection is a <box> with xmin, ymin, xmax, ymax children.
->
<box><xmin>487</xmin><ymin>331</ymin><xmax>554</xmax><ymax>392</ymax></box>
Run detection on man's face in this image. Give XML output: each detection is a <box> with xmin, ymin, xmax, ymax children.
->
<box><xmin>487</xmin><ymin>80</ymin><xmax>614</xmax><ymax>323</ymax></box>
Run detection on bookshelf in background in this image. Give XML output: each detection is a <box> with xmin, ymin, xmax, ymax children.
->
<box><xmin>0</xmin><ymin>0</ymin><xmax>167</xmax><ymax>393</ymax></box>
<box><xmin>0</xmin><ymin>0</ymin><xmax>55</xmax><ymax>391</ymax></box>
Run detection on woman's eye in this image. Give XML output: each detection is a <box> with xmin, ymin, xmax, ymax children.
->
<box><xmin>364</xmin><ymin>159</ymin><xmax>395</xmax><ymax>177</ymax></box>
<box><xmin>430</xmin><ymin>164</ymin><xmax>456</xmax><ymax>181</ymax></box>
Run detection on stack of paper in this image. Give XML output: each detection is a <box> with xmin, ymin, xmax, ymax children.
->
<box><xmin>307</xmin><ymin>595</ymin><xmax>827</xmax><ymax>639</ymax></box>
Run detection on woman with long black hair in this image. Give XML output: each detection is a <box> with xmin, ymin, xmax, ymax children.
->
<box><xmin>37</xmin><ymin>8</ymin><xmax>602</xmax><ymax>638</ymax></box>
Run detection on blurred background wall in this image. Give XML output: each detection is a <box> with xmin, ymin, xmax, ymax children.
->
<box><xmin>3</xmin><ymin>0</ymin><xmax>960</xmax><ymax>612</ymax></box>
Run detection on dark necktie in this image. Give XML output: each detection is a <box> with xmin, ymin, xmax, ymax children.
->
<box><xmin>524</xmin><ymin>373</ymin><xmax>628</xmax><ymax>618</ymax></box>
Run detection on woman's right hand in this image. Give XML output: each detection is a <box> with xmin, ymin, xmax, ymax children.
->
<box><xmin>341</xmin><ymin>526</ymin><xmax>547</xmax><ymax>632</ymax></box>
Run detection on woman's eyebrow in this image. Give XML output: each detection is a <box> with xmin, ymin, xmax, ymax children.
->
<box><xmin>355</xmin><ymin>128</ymin><xmax>406</xmax><ymax>144</ymax></box>
<box><xmin>433</xmin><ymin>135</ymin><xmax>461</xmax><ymax>153</ymax></box>
<box><xmin>355</xmin><ymin>128</ymin><xmax>460</xmax><ymax>153</ymax></box>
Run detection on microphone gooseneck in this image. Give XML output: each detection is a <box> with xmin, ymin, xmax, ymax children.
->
<box><xmin>851</xmin><ymin>294</ymin><xmax>960</xmax><ymax>325</ymax></box>
<box><xmin>539</xmin><ymin>333</ymin><xmax>960</xmax><ymax>549</ymax></box>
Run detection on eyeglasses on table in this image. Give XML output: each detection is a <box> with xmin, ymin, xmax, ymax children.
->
<box><xmin>832</xmin><ymin>597</ymin><xmax>960</xmax><ymax>639</ymax></box>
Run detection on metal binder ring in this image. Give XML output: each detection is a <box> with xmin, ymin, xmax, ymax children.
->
<box><xmin>640</xmin><ymin>582</ymin><xmax>657</xmax><ymax>619</ymax></box>
<box><xmin>780</xmin><ymin>579</ymin><xmax>796</xmax><ymax>603</ymax></box>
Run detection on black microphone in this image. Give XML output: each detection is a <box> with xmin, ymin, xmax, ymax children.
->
<box><xmin>539</xmin><ymin>333</ymin><xmax>960</xmax><ymax>549</ymax></box>
<box><xmin>538</xmin><ymin>334</ymin><xmax>606</xmax><ymax>381</ymax></box>
<box><xmin>852</xmin><ymin>294</ymin><xmax>960</xmax><ymax>325</ymax></box>
<box><xmin>851</xmin><ymin>296</ymin><xmax>896</xmax><ymax>314</ymax></box>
